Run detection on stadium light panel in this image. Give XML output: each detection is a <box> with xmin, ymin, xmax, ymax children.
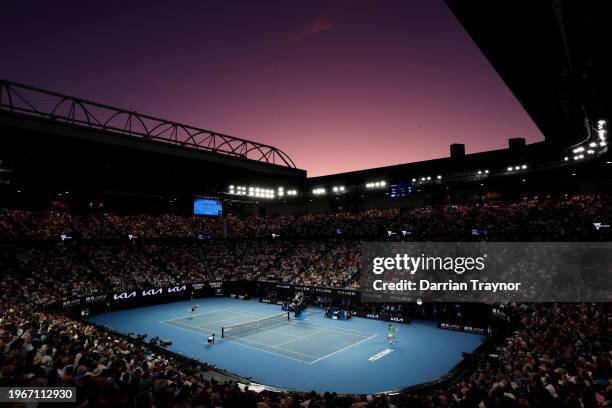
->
<box><xmin>572</xmin><ymin>147</ymin><xmax>585</xmax><ymax>153</ymax></box>
<box><xmin>365</xmin><ymin>180</ymin><xmax>386</xmax><ymax>189</ymax></box>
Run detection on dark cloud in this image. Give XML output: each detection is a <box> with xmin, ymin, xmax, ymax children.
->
<box><xmin>289</xmin><ymin>14</ymin><xmax>335</xmax><ymax>40</ymax></box>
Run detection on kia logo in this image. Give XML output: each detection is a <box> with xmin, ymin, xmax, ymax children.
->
<box><xmin>167</xmin><ymin>285</ymin><xmax>186</xmax><ymax>293</ymax></box>
<box><xmin>113</xmin><ymin>291</ymin><xmax>137</xmax><ymax>300</ymax></box>
<box><xmin>142</xmin><ymin>288</ymin><xmax>163</xmax><ymax>296</ymax></box>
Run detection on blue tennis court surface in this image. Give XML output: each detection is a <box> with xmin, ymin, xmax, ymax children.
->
<box><xmin>89</xmin><ymin>298</ymin><xmax>485</xmax><ymax>393</ymax></box>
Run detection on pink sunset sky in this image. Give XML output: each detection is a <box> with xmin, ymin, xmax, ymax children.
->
<box><xmin>2</xmin><ymin>1</ymin><xmax>543</xmax><ymax>176</ymax></box>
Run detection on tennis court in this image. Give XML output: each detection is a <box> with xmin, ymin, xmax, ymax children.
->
<box><xmin>162</xmin><ymin>308</ymin><xmax>376</xmax><ymax>363</ymax></box>
<box><xmin>89</xmin><ymin>297</ymin><xmax>485</xmax><ymax>393</ymax></box>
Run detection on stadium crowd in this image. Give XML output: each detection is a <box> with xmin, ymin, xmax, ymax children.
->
<box><xmin>0</xmin><ymin>239</ymin><xmax>362</xmax><ymax>306</ymax></box>
<box><xmin>1</xmin><ymin>194</ymin><xmax>611</xmax><ymax>306</ymax></box>
<box><xmin>0</xmin><ymin>194</ymin><xmax>611</xmax><ymax>407</ymax></box>
<box><xmin>1</xmin><ymin>194</ymin><xmax>611</xmax><ymax>241</ymax></box>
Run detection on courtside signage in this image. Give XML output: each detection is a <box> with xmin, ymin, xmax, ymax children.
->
<box><xmin>369</xmin><ymin>349</ymin><xmax>394</xmax><ymax>362</ymax></box>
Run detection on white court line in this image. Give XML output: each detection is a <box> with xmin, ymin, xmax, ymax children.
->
<box><xmin>308</xmin><ymin>334</ymin><xmax>377</xmax><ymax>364</ymax></box>
<box><xmin>163</xmin><ymin>321</ymin><xmax>219</xmax><ymax>335</ymax></box>
<box><xmin>228</xmin><ymin>309</ymin><xmax>268</xmax><ymax>317</ymax></box>
<box><xmin>229</xmin><ymin>308</ymin><xmax>375</xmax><ymax>338</ymax></box>
<box><xmin>163</xmin><ymin>315</ymin><xmax>245</xmax><ymax>333</ymax></box>
<box><xmin>274</xmin><ymin>329</ymin><xmax>327</xmax><ymax>347</ymax></box>
<box><xmin>160</xmin><ymin>320</ymin><xmax>217</xmax><ymax>337</ymax></box>
<box><xmin>160</xmin><ymin>318</ymin><xmax>313</xmax><ymax>364</ymax></box>
<box><xmin>167</xmin><ymin>312</ymin><xmax>302</xmax><ymax>339</ymax></box>
<box><xmin>229</xmin><ymin>325</ymin><xmax>302</xmax><ymax>339</ymax></box>
<box><xmin>289</xmin><ymin>320</ymin><xmax>374</xmax><ymax>338</ymax></box>
<box><xmin>192</xmin><ymin>314</ymin><xmax>249</xmax><ymax>328</ymax></box>
<box><xmin>164</xmin><ymin>309</ymin><xmax>267</xmax><ymax>329</ymax></box>
<box><xmin>221</xmin><ymin>337</ymin><xmax>312</xmax><ymax>364</ymax></box>
<box><xmin>225</xmin><ymin>335</ymin><xmax>320</xmax><ymax>359</ymax></box>
<box><xmin>158</xmin><ymin>308</ymin><xmax>236</xmax><ymax>323</ymax></box>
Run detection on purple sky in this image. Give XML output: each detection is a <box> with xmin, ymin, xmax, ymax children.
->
<box><xmin>2</xmin><ymin>1</ymin><xmax>543</xmax><ymax>176</ymax></box>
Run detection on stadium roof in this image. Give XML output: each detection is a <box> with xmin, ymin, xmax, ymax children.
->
<box><xmin>308</xmin><ymin>141</ymin><xmax>550</xmax><ymax>186</ymax></box>
<box><xmin>0</xmin><ymin>80</ymin><xmax>306</xmax><ymax>200</ymax></box>
<box><xmin>0</xmin><ymin>79</ymin><xmax>301</xmax><ymax>172</ymax></box>
<box><xmin>446</xmin><ymin>0</ymin><xmax>611</xmax><ymax>148</ymax></box>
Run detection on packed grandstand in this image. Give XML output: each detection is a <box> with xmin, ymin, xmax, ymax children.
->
<box><xmin>2</xmin><ymin>194</ymin><xmax>612</xmax><ymax>303</ymax></box>
<box><xmin>1</xmin><ymin>195</ymin><xmax>611</xmax><ymax>407</ymax></box>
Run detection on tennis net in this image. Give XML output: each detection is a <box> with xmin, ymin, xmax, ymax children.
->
<box><xmin>222</xmin><ymin>312</ymin><xmax>289</xmax><ymax>338</ymax></box>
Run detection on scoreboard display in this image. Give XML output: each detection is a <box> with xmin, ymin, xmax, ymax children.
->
<box><xmin>193</xmin><ymin>198</ymin><xmax>223</xmax><ymax>216</ymax></box>
<box><xmin>390</xmin><ymin>182</ymin><xmax>412</xmax><ymax>198</ymax></box>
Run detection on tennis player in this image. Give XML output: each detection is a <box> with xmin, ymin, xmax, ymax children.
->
<box><xmin>190</xmin><ymin>304</ymin><xmax>199</xmax><ymax>318</ymax></box>
<box><xmin>387</xmin><ymin>323</ymin><xmax>397</xmax><ymax>345</ymax></box>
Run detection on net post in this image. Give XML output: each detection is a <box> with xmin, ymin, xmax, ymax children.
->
<box><xmin>221</xmin><ymin>327</ymin><xmax>225</xmax><ymax>338</ymax></box>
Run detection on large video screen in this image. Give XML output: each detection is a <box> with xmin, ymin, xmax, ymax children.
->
<box><xmin>193</xmin><ymin>198</ymin><xmax>223</xmax><ymax>216</ymax></box>
<box><xmin>390</xmin><ymin>182</ymin><xmax>412</xmax><ymax>198</ymax></box>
